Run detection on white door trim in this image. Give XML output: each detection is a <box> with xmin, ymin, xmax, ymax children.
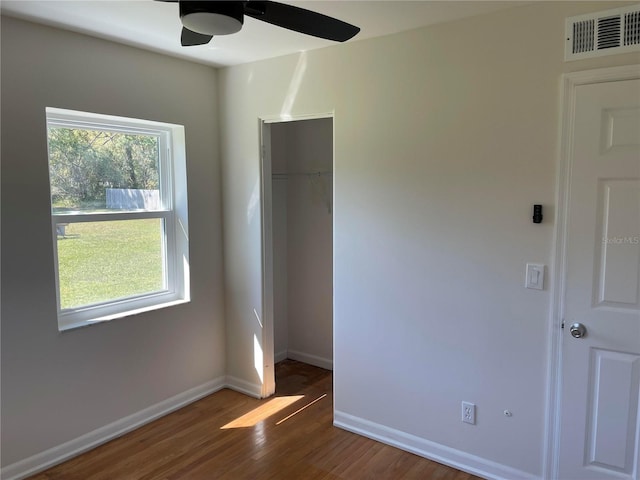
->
<box><xmin>258</xmin><ymin>111</ymin><xmax>335</xmax><ymax>398</ymax></box>
<box><xmin>544</xmin><ymin>64</ymin><xmax>640</xmax><ymax>480</ymax></box>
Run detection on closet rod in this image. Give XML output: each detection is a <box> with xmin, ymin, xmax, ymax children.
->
<box><xmin>272</xmin><ymin>171</ymin><xmax>332</xmax><ymax>178</ymax></box>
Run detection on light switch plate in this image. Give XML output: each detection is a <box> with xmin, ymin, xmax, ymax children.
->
<box><xmin>525</xmin><ymin>263</ymin><xmax>545</xmax><ymax>290</ymax></box>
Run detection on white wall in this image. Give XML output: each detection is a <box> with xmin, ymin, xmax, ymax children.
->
<box><xmin>218</xmin><ymin>2</ymin><xmax>640</xmax><ymax>478</ymax></box>
<box><xmin>271</xmin><ymin>119</ymin><xmax>333</xmax><ymax>368</ymax></box>
<box><xmin>1</xmin><ymin>17</ymin><xmax>224</xmax><ymax>469</ymax></box>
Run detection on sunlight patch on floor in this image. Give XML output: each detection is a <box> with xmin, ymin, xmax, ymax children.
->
<box><xmin>276</xmin><ymin>393</ymin><xmax>327</xmax><ymax>425</ymax></box>
<box><xmin>221</xmin><ymin>395</ymin><xmax>304</xmax><ymax>429</ymax></box>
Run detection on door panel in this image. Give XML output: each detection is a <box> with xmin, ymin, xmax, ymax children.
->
<box><xmin>559</xmin><ymin>78</ymin><xmax>640</xmax><ymax>480</ymax></box>
<box><xmin>586</xmin><ymin>349</ymin><xmax>640</xmax><ymax>473</ymax></box>
<box><xmin>596</xmin><ymin>180</ymin><xmax>640</xmax><ymax>307</ymax></box>
<box><xmin>602</xmin><ymin>107</ymin><xmax>640</xmax><ymax>151</ymax></box>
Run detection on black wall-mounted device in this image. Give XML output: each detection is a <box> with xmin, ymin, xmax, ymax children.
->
<box><xmin>533</xmin><ymin>204</ymin><xmax>543</xmax><ymax>224</ymax></box>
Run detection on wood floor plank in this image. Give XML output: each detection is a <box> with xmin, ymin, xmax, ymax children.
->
<box><xmin>28</xmin><ymin>360</ymin><xmax>483</xmax><ymax>480</ymax></box>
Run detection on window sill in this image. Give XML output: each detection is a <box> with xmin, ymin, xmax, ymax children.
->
<box><xmin>58</xmin><ymin>298</ymin><xmax>190</xmax><ymax>332</ymax></box>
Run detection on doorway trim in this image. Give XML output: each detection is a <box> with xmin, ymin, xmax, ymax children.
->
<box><xmin>258</xmin><ymin>111</ymin><xmax>335</xmax><ymax>398</ymax></box>
<box><xmin>544</xmin><ymin>64</ymin><xmax>640</xmax><ymax>480</ymax></box>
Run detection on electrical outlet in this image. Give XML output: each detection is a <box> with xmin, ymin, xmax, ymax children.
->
<box><xmin>462</xmin><ymin>401</ymin><xmax>476</xmax><ymax>425</ymax></box>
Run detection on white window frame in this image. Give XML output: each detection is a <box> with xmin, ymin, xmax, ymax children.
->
<box><xmin>46</xmin><ymin>107</ymin><xmax>190</xmax><ymax>331</ymax></box>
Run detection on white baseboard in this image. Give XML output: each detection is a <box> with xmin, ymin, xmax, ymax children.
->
<box><xmin>274</xmin><ymin>349</ymin><xmax>288</xmax><ymax>364</ymax></box>
<box><xmin>1</xmin><ymin>377</ymin><xmax>227</xmax><ymax>480</ymax></box>
<box><xmin>334</xmin><ymin>411</ymin><xmax>540</xmax><ymax>480</ymax></box>
<box><xmin>287</xmin><ymin>349</ymin><xmax>333</xmax><ymax>370</ymax></box>
<box><xmin>225</xmin><ymin>375</ymin><xmax>263</xmax><ymax>398</ymax></box>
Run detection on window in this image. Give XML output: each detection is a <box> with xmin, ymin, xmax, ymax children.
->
<box><xmin>46</xmin><ymin>108</ymin><xmax>189</xmax><ymax>330</ymax></box>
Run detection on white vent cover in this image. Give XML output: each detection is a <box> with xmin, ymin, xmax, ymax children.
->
<box><xmin>566</xmin><ymin>5</ymin><xmax>640</xmax><ymax>61</ymax></box>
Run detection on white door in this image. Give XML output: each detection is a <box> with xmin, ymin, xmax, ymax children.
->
<box><xmin>558</xmin><ymin>77</ymin><xmax>640</xmax><ymax>480</ymax></box>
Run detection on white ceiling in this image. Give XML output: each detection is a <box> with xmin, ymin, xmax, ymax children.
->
<box><xmin>1</xmin><ymin>1</ymin><xmax>526</xmax><ymax>67</ymax></box>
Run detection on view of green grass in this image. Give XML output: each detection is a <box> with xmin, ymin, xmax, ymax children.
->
<box><xmin>57</xmin><ymin>219</ymin><xmax>164</xmax><ymax>309</ymax></box>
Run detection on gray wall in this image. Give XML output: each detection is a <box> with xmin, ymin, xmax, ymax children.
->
<box><xmin>1</xmin><ymin>17</ymin><xmax>224</xmax><ymax>466</ymax></box>
<box><xmin>218</xmin><ymin>2</ymin><xmax>639</xmax><ymax>477</ymax></box>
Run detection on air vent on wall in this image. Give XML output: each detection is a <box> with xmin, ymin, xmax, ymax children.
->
<box><xmin>566</xmin><ymin>5</ymin><xmax>640</xmax><ymax>61</ymax></box>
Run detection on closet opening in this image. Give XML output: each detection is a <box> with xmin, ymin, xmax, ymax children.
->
<box><xmin>260</xmin><ymin>115</ymin><xmax>334</xmax><ymax>396</ymax></box>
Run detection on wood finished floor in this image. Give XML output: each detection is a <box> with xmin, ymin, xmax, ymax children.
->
<box><xmin>29</xmin><ymin>360</ymin><xmax>483</xmax><ymax>479</ymax></box>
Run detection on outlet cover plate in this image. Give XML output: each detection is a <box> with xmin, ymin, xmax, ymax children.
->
<box><xmin>462</xmin><ymin>401</ymin><xmax>476</xmax><ymax>425</ymax></box>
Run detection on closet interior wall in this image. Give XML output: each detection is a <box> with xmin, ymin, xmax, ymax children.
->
<box><xmin>271</xmin><ymin>118</ymin><xmax>333</xmax><ymax>370</ymax></box>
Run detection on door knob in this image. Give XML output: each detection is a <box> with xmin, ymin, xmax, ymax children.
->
<box><xmin>569</xmin><ymin>323</ymin><xmax>587</xmax><ymax>339</ymax></box>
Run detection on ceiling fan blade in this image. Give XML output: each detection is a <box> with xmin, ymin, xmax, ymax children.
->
<box><xmin>181</xmin><ymin>27</ymin><xmax>213</xmax><ymax>46</ymax></box>
<box><xmin>244</xmin><ymin>1</ymin><xmax>360</xmax><ymax>42</ymax></box>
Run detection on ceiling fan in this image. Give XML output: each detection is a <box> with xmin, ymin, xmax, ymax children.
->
<box><xmin>157</xmin><ymin>1</ymin><xmax>361</xmax><ymax>47</ymax></box>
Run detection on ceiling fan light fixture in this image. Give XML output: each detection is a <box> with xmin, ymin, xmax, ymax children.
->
<box><xmin>182</xmin><ymin>12</ymin><xmax>242</xmax><ymax>35</ymax></box>
<box><xmin>179</xmin><ymin>1</ymin><xmax>244</xmax><ymax>36</ymax></box>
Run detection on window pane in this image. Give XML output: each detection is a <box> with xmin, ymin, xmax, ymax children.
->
<box><xmin>47</xmin><ymin>127</ymin><xmax>160</xmax><ymax>213</ymax></box>
<box><xmin>56</xmin><ymin>219</ymin><xmax>166</xmax><ymax>309</ymax></box>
